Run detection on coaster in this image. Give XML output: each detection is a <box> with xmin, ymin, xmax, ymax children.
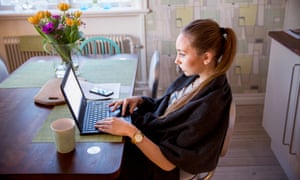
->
<box><xmin>34</xmin><ymin>78</ymin><xmax>65</xmax><ymax>106</ymax></box>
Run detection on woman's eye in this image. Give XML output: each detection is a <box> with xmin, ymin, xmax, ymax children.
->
<box><xmin>177</xmin><ymin>52</ymin><xmax>185</xmax><ymax>57</ymax></box>
<box><xmin>179</xmin><ymin>53</ymin><xmax>186</xmax><ymax>58</ymax></box>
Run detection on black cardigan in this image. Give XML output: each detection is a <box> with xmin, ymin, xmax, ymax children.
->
<box><xmin>130</xmin><ymin>73</ymin><xmax>232</xmax><ymax>178</ymax></box>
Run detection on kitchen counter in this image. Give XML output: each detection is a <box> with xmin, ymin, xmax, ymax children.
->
<box><xmin>268</xmin><ymin>30</ymin><xmax>300</xmax><ymax>57</ymax></box>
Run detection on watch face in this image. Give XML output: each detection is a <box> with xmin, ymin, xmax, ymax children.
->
<box><xmin>135</xmin><ymin>134</ymin><xmax>143</xmax><ymax>142</ymax></box>
<box><xmin>133</xmin><ymin>131</ymin><xmax>143</xmax><ymax>144</ymax></box>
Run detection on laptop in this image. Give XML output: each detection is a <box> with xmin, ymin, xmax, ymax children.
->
<box><xmin>60</xmin><ymin>65</ymin><xmax>131</xmax><ymax>135</ymax></box>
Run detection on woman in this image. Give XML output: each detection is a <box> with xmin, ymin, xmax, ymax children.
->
<box><xmin>95</xmin><ymin>19</ymin><xmax>237</xmax><ymax>179</ymax></box>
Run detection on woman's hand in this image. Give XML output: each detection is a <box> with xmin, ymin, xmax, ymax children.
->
<box><xmin>109</xmin><ymin>96</ymin><xmax>143</xmax><ymax>116</ymax></box>
<box><xmin>94</xmin><ymin>117</ymin><xmax>137</xmax><ymax>137</ymax></box>
<box><xmin>95</xmin><ymin>114</ymin><xmax>176</xmax><ymax>172</ymax></box>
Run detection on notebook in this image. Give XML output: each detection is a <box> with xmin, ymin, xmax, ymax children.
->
<box><xmin>60</xmin><ymin>65</ymin><xmax>131</xmax><ymax>135</ymax></box>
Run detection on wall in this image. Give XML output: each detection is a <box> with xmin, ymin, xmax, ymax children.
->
<box><xmin>144</xmin><ymin>0</ymin><xmax>287</xmax><ymax>98</ymax></box>
<box><xmin>283</xmin><ymin>0</ymin><xmax>300</xmax><ymax>29</ymax></box>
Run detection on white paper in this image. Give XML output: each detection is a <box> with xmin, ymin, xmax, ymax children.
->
<box><xmin>79</xmin><ymin>80</ymin><xmax>120</xmax><ymax>100</ymax></box>
<box><xmin>286</xmin><ymin>29</ymin><xmax>300</xmax><ymax>39</ymax></box>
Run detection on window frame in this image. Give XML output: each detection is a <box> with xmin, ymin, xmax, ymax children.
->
<box><xmin>0</xmin><ymin>0</ymin><xmax>148</xmax><ymax>13</ymax></box>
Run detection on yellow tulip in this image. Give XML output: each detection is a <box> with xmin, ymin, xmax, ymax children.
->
<box><xmin>65</xmin><ymin>18</ymin><xmax>74</xmax><ymax>26</ymax></box>
<box><xmin>75</xmin><ymin>19</ymin><xmax>81</xmax><ymax>26</ymax></box>
<box><xmin>44</xmin><ymin>10</ymin><xmax>51</xmax><ymax>17</ymax></box>
<box><xmin>36</xmin><ymin>11</ymin><xmax>44</xmax><ymax>19</ymax></box>
<box><xmin>27</xmin><ymin>16</ymin><xmax>40</xmax><ymax>24</ymax></box>
<box><xmin>57</xmin><ymin>2</ymin><xmax>70</xmax><ymax>12</ymax></box>
<box><xmin>36</xmin><ymin>11</ymin><xmax>51</xmax><ymax>19</ymax></box>
<box><xmin>74</xmin><ymin>11</ymin><xmax>82</xmax><ymax>18</ymax></box>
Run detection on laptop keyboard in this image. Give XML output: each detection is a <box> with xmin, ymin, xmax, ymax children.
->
<box><xmin>85</xmin><ymin>101</ymin><xmax>112</xmax><ymax>131</ymax></box>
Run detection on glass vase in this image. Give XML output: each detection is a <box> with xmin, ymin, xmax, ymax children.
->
<box><xmin>51</xmin><ymin>43</ymin><xmax>80</xmax><ymax>78</ymax></box>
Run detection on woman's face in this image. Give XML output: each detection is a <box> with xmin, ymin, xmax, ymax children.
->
<box><xmin>175</xmin><ymin>33</ymin><xmax>205</xmax><ymax>76</ymax></box>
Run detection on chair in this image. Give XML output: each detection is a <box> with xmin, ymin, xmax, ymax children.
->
<box><xmin>180</xmin><ymin>100</ymin><xmax>236</xmax><ymax>180</ymax></box>
<box><xmin>0</xmin><ymin>58</ymin><xmax>9</xmax><ymax>83</ymax></box>
<box><xmin>79</xmin><ymin>36</ymin><xmax>121</xmax><ymax>56</ymax></box>
<box><xmin>135</xmin><ymin>50</ymin><xmax>160</xmax><ymax>98</ymax></box>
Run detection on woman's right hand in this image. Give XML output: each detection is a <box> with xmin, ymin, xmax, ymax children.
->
<box><xmin>109</xmin><ymin>96</ymin><xmax>143</xmax><ymax>116</ymax></box>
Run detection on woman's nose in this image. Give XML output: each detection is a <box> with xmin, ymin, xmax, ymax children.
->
<box><xmin>174</xmin><ymin>56</ymin><xmax>180</xmax><ymax>64</ymax></box>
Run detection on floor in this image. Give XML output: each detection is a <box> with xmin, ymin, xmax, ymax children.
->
<box><xmin>213</xmin><ymin>104</ymin><xmax>288</xmax><ymax>180</ymax></box>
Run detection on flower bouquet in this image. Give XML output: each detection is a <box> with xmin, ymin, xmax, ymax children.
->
<box><xmin>28</xmin><ymin>2</ymin><xmax>85</xmax><ymax>77</ymax></box>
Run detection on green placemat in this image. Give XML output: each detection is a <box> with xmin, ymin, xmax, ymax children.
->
<box><xmin>0</xmin><ymin>60</ymin><xmax>55</xmax><ymax>88</ymax></box>
<box><xmin>32</xmin><ymin>104</ymin><xmax>122</xmax><ymax>143</ymax></box>
<box><xmin>0</xmin><ymin>59</ymin><xmax>136</xmax><ymax>88</ymax></box>
<box><xmin>80</xmin><ymin>60</ymin><xmax>136</xmax><ymax>86</ymax></box>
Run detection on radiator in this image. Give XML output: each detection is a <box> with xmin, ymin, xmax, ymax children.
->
<box><xmin>85</xmin><ymin>34</ymin><xmax>136</xmax><ymax>55</ymax></box>
<box><xmin>3</xmin><ymin>36</ymin><xmax>48</xmax><ymax>72</ymax></box>
<box><xmin>3</xmin><ymin>34</ymin><xmax>137</xmax><ymax>72</ymax></box>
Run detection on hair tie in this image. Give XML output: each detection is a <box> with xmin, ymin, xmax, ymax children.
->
<box><xmin>220</xmin><ymin>27</ymin><xmax>226</xmax><ymax>35</ymax></box>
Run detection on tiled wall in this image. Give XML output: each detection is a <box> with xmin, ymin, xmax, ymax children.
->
<box><xmin>144</xmin><ymin>0</ymin><xmax>286</xmax><ymax>94</ymax></box>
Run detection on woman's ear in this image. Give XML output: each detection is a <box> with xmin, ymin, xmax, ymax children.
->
<box><xmin>202</xmin><ymin>51</ymin><xmax>214</xmax><ymax>65</ymax></box>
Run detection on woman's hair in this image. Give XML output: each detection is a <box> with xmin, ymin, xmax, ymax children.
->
<box><xmin>162</xmin><ymin>19</ymin><xmax>237</xmax><ymax>116</ymax></box>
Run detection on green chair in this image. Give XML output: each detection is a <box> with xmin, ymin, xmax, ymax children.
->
<box><xmin>79</xmin><ymin>36</ymin><xmax>121</xmax><ymax>56</ymax></box>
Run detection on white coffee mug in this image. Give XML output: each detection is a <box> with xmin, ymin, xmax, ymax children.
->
<box><xmin>50</xmin><ymin>118</ymin><xmax>75</xmax><ymax>153</ymax></box>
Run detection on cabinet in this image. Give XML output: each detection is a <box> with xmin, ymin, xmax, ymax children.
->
<box><xmin>263</xmin><ymin>36</ymin><xmax>300</xmax><ymax>180</ymax></box>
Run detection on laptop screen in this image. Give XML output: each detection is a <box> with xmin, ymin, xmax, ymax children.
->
<box><xmin>61</xmin><ymin>67</ymin><xmax>83</xmax><ymax>120</ymax></box>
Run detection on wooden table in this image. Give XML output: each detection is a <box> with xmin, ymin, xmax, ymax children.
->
<box><xmin>0</xmin><ymin>54</ymin><xmax>138</xmax><ymax>179</ymax></box>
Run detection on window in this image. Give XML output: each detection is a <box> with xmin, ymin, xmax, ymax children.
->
<box><xmin>0</xmin><ymin>0</ymin><xmax>144</xmax><ymax>11</ymax></box>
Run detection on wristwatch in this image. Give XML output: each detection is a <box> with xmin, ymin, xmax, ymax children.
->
<box><xmin>131</xmin><ymin>130</ymin><xmax>144</xmax><ymax>144</ymax></box>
